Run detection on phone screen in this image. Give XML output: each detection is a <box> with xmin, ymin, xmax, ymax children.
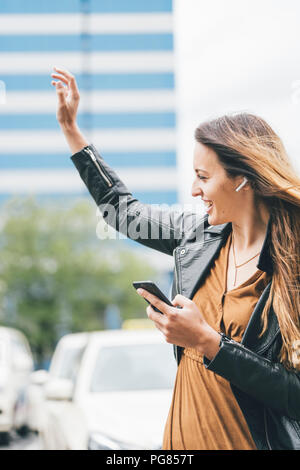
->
<box><xmin>133</xmin><ymin>281</ymin><xmax>173</xmax><ymax>314</ymax></box>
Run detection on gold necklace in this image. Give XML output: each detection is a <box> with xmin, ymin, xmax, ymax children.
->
<box><xmin>231</xmin><ymin>232</ymin><xmax>261</xmax><ymax>287</ymax></box>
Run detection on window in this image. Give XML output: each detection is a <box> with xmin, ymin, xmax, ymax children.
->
<box><xmin>52</xmin><ymin>346</ymin><xmax>85</xmax><ymax>383</ymax></box>
<box><xmin>90</xmin><ymin>343</ymin><xmax>177</xmax><ymax>393</ymax></box>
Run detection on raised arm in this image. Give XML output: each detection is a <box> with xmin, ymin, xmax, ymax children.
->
<box><xmin>51</xmin><ymin>68</ymin><xmax>204</xmax><ymax>256</ymax></box>
<box><xmin>51</xmin><ymin>67</ymin><xmax>88</xmax><ymax>154</ymax></box>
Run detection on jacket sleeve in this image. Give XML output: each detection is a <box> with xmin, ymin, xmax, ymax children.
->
<box><xmin>71</xmin><ymin>144</ymin><xmax>204</xmax><ymax>257</ymax></box>
<box><xmin>203</xmin><ymin>339</ymin><xmax>300</xmax><ymax>421</ymax></box>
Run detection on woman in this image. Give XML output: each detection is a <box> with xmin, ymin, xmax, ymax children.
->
<box><xmin>51</xmin><ymin>67</ymin><xmax>300</xmax><ymax>450</ymax></box>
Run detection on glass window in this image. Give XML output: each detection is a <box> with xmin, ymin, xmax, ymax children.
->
<box><xmin>52</xmin><ymin>346</ymin><xmax>85</xmax><ymax>383</ymax></box>
<box><xmin>90</xmin><ymin>343</ymin><xmax>177</xmax><ymax>393</ymax></box>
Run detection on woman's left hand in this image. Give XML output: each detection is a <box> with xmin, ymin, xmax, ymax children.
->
<box><xmin>137</xmin><ymin>289</ymin><xmax>220</xmax><ymax>359</ymax></box>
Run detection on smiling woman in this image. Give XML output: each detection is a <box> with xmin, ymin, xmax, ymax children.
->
<box><xmin>194</xmin><ymin>113</ymin><xmax>300</xmax><ymax>370</ymax></box>
<box><xmin>51</xmin><ymin>67</ymin><xmax>300</xmax><ymax>450</ymax></box>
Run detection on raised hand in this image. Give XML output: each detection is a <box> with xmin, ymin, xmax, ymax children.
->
<box><xmin>51</xmin><ymin>67</ymin><xmax>80</xmax><ymax>130</ymax></box>
<box><xmin>51</xmin><ymin>66</ymin><xmax>88</xmax><ymax>154</ymax></box>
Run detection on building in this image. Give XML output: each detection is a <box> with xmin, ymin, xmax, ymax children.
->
<box><xmin>0</xmin><ymin>0</ymin><xmax>177</xmax><ymax>206</ymax></box>
<box><xmin>0</xmin><ymin>0</ymin><xmax>177</xmax><ymax>285</ymax></box>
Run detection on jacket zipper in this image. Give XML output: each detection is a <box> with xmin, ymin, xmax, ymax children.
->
<box><xmin>173</xmin><ymin>248</ymin><xmax>180</xmax><ymax>295</ymax></box>
<box><xmin>263</xmin><ymin>408</ymin><xmax>272</xmax><ymax>450</ymax></box>
<box><xmin>173</xmin><ymin>248</ymin><xmax>180</xmax><ymax>365</ymax></box>
<box><xmin>84</xmin><ymin>147</ymin><xmax>113</xmax><ymax>187</ymax></box>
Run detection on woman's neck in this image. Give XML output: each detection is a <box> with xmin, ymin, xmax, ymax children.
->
<box><xmin>231</xmin><ymin>200</ymin><xmax>270</xmax><ymax>253</ymax></box>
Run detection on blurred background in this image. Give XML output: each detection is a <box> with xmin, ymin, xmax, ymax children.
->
<box><xmin>0</xmin><ymin>0</ymin><xmax>300</xmax><ymax>450</ymax></box>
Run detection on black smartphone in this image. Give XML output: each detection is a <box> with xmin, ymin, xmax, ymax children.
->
<box><xmin>132</xmin><ymin>281</ymin><xmax>173</xmax><ymax>314</ymax></box>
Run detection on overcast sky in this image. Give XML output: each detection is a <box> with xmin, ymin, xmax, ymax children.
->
<box><xmin>174</xmin><ymin>0</ymin><xmax>300</xmax><ymax>205</ymax></box>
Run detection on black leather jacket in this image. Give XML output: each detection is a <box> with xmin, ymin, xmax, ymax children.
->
<box><xmin>71</xmin><ymin>144</ymin><xmax>300</xmax><ymax>450</ymax></box>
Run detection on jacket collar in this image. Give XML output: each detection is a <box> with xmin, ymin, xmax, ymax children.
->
<box><xmin>203</xmin><ymin>215</ymin><xmax>273</xmax><ymax>275</ymax></box>
<box><xmin>256</xmin><ymin>216</ymin><xmax>273</xmax><ymax>275</ymax></box>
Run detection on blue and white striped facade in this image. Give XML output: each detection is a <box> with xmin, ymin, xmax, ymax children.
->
<box><xmin>0</xmin><ymin>0</ymin><xmax>178</xmax><ymax>206</ymax></box>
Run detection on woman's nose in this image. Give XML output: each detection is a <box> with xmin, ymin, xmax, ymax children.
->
<box><xmin>191</xmin><ymin>180</ymin><xmax>202</xmax><ymax>198</ymax></box>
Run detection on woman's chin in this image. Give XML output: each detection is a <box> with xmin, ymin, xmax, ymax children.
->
<box><xmin>207</xmin><ymin>212</ymin><xmax>215</xmax><ymax>223</ymax></box>
<box><xmin>207</xmin><ymin>210</ymin><xmax>223</xmax><ymax>226</ymax></box>
<box><xmin>208</xmin><ymin>212</ymin><xmax>229</xmax><ymax>226</ymax></box>
<box><xmin>207</xmin><ymin>207</ymin><xmax>226</xmax><ymax>226</ymax></box>
<box><xmin>207</xmin><ymin>214</ymin><xmax>215</xmax><ymax>225</ymax></box>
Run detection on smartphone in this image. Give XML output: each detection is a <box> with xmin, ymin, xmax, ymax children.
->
<box><xmin>132</xmin><ymin>281</ymin><xmax>173</xmax><ymax>314</ymax></box>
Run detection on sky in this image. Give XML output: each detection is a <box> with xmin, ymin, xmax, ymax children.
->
<box><xmin>174</xmin><ymin>0</ymin><xmax>300</xmax><ymax>205</ymax></box>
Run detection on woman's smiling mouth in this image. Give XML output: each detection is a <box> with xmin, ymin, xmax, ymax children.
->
<box><xmin>202</xmin><ymin>200</ymin><xmax>213</xmax><ymax>212</ymax></box>
<box><xmin>206</xmin><ymin>202</ymin><xmax>213</xmax><ymax>213</ymax></box>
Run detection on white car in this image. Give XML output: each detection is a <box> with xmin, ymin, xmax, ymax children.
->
<box><xmin>0</xmin><ymin>326</ymin><xmax>34</xmax><ymax>444</ymax></box>
<box><xmin>38</xmin><ymin>329</ymin><xmax>177</xmax><ymax>450</ymax></box>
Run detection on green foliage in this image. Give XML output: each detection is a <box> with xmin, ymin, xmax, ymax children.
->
<box><xmin>0</xmin><ymin>197</ymin><xmax>157</xmax><ymax>365</ymax></box>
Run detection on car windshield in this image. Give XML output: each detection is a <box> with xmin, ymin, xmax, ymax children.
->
<box><xmin>90</xmin><ymin>342</ymin><xmax>177</xmax><ymax>393</ymax></box>
<box><xmin>51</xmin><ymin>346</ymin><xmax>85</xmax><ymax>383</ymax></box>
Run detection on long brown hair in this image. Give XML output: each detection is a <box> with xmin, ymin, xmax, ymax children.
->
<box><xmin>195</xmin><ymin>112</ymin><xmax>300</xmax><ymax>371</ymax></box>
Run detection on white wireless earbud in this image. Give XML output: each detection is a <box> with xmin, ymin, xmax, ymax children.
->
<box><xmin>235</xmin><ymin>177</ymin><xmax>248</xmax><ymax>192</ymax></box>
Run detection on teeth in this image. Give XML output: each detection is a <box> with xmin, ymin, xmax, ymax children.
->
<box><xmin>205</xmin><ymin>201</ymin><xmax>213</xmax><ymax>207</ymax></box>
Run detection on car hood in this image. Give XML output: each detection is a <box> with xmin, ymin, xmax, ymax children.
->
<box><xmin>78</xmin><ymin>389</ymin><xmax>173</xmax><ymax>449</ymax></box>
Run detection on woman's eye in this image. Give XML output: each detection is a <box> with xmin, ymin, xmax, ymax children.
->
<box><xmin>197</xmin><ymin>175</ymin><xmax>207</xmax><ymax>180</ymax></box>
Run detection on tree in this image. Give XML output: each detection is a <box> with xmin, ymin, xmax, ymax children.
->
<box><xmin>0</xmin><ymin>197</ymin><xmax>157</xmax><ymax>366</ymax></box>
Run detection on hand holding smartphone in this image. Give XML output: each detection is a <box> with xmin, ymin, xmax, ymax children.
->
<box><xmin>132</xmin><ymin>281</ymin><xmax>173</xmax><ymax>314</ymax></box>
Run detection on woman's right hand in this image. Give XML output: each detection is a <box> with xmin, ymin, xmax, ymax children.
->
<box><xmin>51</xmin><ymin>67</ymin><xmax>80</xmax><ymax>130</ymax></box>
<box><xmin>51</xmin><ymin>67</ymin><xmax>88</xmax><ymax>154</ymax></box>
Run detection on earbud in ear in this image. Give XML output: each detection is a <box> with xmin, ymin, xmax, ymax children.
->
<box><xmin>235</xmin><ymin>177</ymin><xmax>248</xmax><ymax>192</ymax></box>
